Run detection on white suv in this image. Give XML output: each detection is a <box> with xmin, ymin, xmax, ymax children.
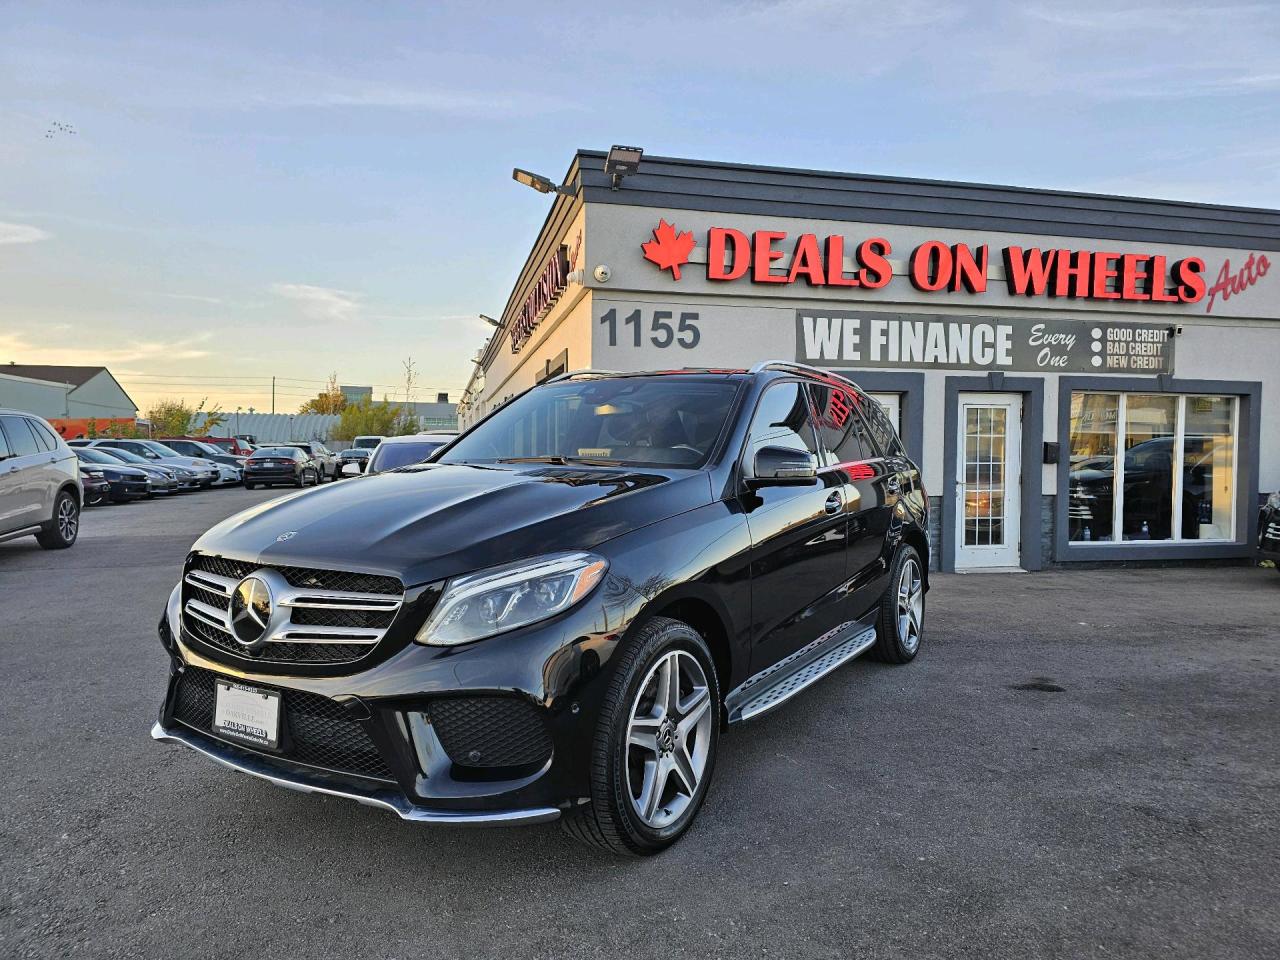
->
<box><xmin>0</xmin><ymin>410</ymin><xmax>83</xmax><ymax>549</ymax></box>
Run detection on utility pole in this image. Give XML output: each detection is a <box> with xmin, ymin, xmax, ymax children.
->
<box><xmin>272</xmin><ymin>376</ymin><xmax>276</xmax><ymax>415</ymax></box>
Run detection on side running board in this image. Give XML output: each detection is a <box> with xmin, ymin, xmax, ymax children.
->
<box><xmin>726</xmin><ymin>624</ymin><xmax>878</xmax><ymax>724</ymax></box>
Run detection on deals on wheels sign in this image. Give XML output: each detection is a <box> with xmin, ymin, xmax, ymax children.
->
<box><xmin>795</xmin><ymin>310</ymin><xmax>1176</xmax><ymax>374</ymax></box>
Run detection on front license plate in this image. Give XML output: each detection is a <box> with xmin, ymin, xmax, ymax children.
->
<box><xmin>213</xmin><ymin>680</ymin><xmax>281</xmax><ymax>750</ymax></box>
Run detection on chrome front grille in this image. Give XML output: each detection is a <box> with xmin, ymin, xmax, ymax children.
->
<box><xmin>180</xmin><ymin>554</ymin><xmax>404</xmax><ymax>664</ymax></box>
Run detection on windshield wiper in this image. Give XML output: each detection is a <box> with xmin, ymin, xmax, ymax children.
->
<box><xmin>496</xmin><ymin>456</ymin><xmax>624</xmax><ymax>466</ymax></box>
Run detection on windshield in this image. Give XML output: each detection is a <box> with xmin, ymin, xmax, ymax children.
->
<box><xmin>141</xmin><ymin>440</ymin><xmax>182</xmax><ymax>458</ymax></box>
<box><xmin>100</xmin><ymin>447</ymin><xmax>146</xmax><ymax>465</ymax></box>
<box><xmin>439</xmin><ymin>378</ymin><xmax>741</xmax><ymax>469</ymax></box>
<box><xmin>76</xmin><ymin>448</ymin><xmax>121</xmax><ymax>465</ymax></box>
<box><xmin>369</xmin><ymin>440</ymin><xmax>446</xmax><ymax>473</ymax></box>
<box><xmin>353</xmin><ymin>437</ymin><xmax>382</xmax><ymax>449</ymax></box>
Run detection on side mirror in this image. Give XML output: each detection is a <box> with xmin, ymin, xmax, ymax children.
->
<box><xmin>749</xmin><ymin>445</ymin><xmax>818</xmax><ymax>487</ymax></box>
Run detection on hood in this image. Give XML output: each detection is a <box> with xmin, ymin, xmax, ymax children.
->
<box><xmin>101</xmin><ymin>464</ymin><xmax>150</xmax><ymax>479</ymax></box>
<box><xmin>158</xmin><ymin>455</ymin><xmax>215</xmax><ymax>470</ymax></box>
<box><xmin>193</xmin><ymin>462</ymin><xmax>712</xmax><ymax>587</ymax></box>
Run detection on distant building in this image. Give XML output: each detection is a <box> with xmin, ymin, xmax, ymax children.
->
<box><xmin>337</xmin><ymin>386</ymin><xmax>458</xmax><ymax>431</ymax></box>
<box><xmin>194</xmin><ymin>412</ymin><xmax>340</xmax><ymax>444</ymax></box>
<box><xmin>340</xmin><ymin>385</ymin><xmax>373</xmax><ymax>405</ymax></box>
<box><xmin>0</xmin><ymin>364</ymin><xmax>138</xmax><ymax>420</ymax></box>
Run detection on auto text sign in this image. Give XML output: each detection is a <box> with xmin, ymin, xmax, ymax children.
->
<box><xmin>795</xmin><ymin>310</ymin><xmax>1176</xmax><ymax>374</ymax></box>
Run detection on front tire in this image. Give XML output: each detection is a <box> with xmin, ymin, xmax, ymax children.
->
<box><xmin>871</xmin><ymin>545</ymin><xmax>924</xmax><ymax>664</ymax></box>
<box><xmin>561</xmin><ymin>617</ymin><xmax>719</xmax><ymax>856</ymax></box>
<box><xmin>36</xmin><ymin>490</ymin><xmax>80</xmax><ymax>550</ymax></box>
<box><xmin>244</xmin><ymin>482</ymin><xmax>256</xmax><ymax>490</ymax></box>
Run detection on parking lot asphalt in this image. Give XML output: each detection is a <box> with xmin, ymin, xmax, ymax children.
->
<box><xmin>2</xmin><ymin>487</ymin><xmax>1277</xmax><ymax>960</ymax></box>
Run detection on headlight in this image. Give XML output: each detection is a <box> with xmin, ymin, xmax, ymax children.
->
<box><xmin>415</xmin><ymin>552</ymin><xmax>608</xmax><ymax>647</ymax></box>
<box><xmin>83</xmin><ymin>468</ymin><xmax>105</xmax><ymax>478</ymax></box>
<box><xmin>1268</xmin><ymin>491</ymin><xmax>1280</xmax><ymax>510</ymax></box>
<box><xmin>165</xmin><ymin>582</ymin><xmax>182</xmax><ymax>642</ymax></box>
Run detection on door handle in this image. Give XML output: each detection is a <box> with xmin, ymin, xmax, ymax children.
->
<box><xmin>824</xmin><ymin>490</ymin><xmax>844</xmax><ymax>514</ymax></box>
<box><xmin>886</xmin><ymin>476</ymin><xmax>901</xmax><ymax>494</ymax></box>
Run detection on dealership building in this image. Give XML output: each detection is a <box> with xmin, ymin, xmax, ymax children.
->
<box><xmin>463</xmin><ymin>150</ymin><xmax>1279</xmax><ymax>571</ymax></box>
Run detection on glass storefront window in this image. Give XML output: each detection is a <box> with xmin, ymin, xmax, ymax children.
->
<box><xmin>1182</xmin><ymin>396</ymin><xmax>1235</xmax><ymax>540</ymax></box>
<box><xmin>1067</xmin><ymin>392</ymin><xmax>1237</xmax><ymax>545</ymax></box>
<box><xmin>1122</xmin><ymin>395</ymin><xmax>1178</xmax><ymax>541</ymax></box>
<box><xmin>1067</xmin><ymin>393</ymin><xmax>1118</xmax><ymax>542</ymax></box>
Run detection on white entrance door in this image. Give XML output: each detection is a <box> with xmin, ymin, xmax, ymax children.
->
<box><xmin>867</xmin><ymin>392</ymin><xmax>902</xmax><ymax>438</ymax></box>
<box><xmin>955</xmin><ymin>393</ymin><xmax>1022</xmax><ymax>570</ymax></box>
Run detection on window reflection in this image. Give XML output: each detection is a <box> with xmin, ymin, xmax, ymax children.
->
<box><xmin>1122</xmin><ymin>395</ymin><xmax>1178</xmax><ymax>541</ymax></box>
<box><xmin>1068</xmin><ymin>393</ymin><xmax>1118</xmax><ymax>542</ymax></box>
<box><xmin>1182</xmin><ymin>396</ymin><xmax>1234</xmax><ymax>540</ymax></box>
<box><xmin>1068</xmin><ymin>392</ymin><xmax>1237</xmax><ymax>544</ymax></box>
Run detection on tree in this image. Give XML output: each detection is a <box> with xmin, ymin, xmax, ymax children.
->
<box><xmin>331</xmin><ymin>396</ymin><xmax>404</xmax><ymax>442</ymax></box>
<box><xmin>298</xmin><ymin>372</ymin><xmax>347</xmax><ymax>415</ymax></box>
<box><xmin>146</xmin><ymin>398</ymin><xmax>196</xmax><ymax>436</ymax></box>
<box><xmin>145</xmin><ymin>397</ymin><xmax>226</xmax><ymax>436</ymax></box>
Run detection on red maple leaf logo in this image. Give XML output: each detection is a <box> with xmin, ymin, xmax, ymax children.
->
<box><xmin>642</xmin><ymin>219</ymin><xmax>696</xmax><ymax>279</ymax></box>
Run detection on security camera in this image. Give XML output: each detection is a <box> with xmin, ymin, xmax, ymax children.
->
<box><xmin>593</xmin><ymin>264</ymin><xmax>612</xmax><ymax>283</ymax></box>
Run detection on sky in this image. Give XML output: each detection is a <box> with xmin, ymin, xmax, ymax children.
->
<box><xmin>2</xmin><ymin>0</ymin><xmax>1278</xmax><ymax>414</ymax></box>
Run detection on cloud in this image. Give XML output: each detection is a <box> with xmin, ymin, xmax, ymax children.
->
<box><xmin>0</xmin><ymin>332</ymin><xmax>211</xmax><ymax>366</ymax></box>
<box><xmin>270</xmin><ymin>283</ymin><xmax>361</xmax><ymax>322</ymax></box>
<box><xmin>152</xmin><ymin>291</ymin><xmax>225</xmax><ymax>305</ymax></box>
<box><xmin>259</xmin><ymin>84</ymin><xmax>581</xmax><ymax>116</ymax></box>
<box><xmin>0</xmin><ymin>221</ymin><xmax>51</xmax><ymax>244</ymax></box>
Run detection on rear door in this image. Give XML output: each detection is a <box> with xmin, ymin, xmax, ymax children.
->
<box><xmin>25</xmin><ymin>417</ymin><xmax>71</xmax><ymax>516</ymax></box>
<box><xmin>0</xmin><ymin>415</ymin><xmax>47</xmax><ymax>530</ymax></box>
<box><xmin>808</xmin><ymin>381</ymin><xmax>895</xmax><ymax>618</ymax></box>
<box><xmin>742</xmin><ymin>380</ymin><xmax>851</xmax><ymax>673</ymax></box>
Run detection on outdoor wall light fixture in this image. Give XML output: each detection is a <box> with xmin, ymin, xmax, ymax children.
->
<box><xmin>480</xmin><ymin>314</ymin><xmax>501</xmax><ymax>328</ymax></box>
<box><xmin>512</xmin><ymin>168</ymin><xmax>575</xmax><ymax>197</ymax></box>
<box><xmin>604</xmin><ymin>144</ymin><xmax>643</xmax><ymax>190</ymax></box>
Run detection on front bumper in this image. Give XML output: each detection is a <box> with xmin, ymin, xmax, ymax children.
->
<box><xmin>151</xmin><ymin>720</ymin><xmax>560</xmax><ymax>825</ymax></box>
<box><xmin>155</xmin><ymin>571</ymin><xmax>643</xmax><ymax>824</ymax></box>
<box><xmin>108</xmin><ymin>478</ymin><xmax>150</xmax><ymax>500</ymax></box>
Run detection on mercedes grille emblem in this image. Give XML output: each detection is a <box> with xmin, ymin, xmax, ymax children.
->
<box><xmin>229</xmin><ymin>575</ymin><xmax>273</xmax><ymax>647</ymax></box>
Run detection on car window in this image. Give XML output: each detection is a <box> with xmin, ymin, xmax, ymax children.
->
<box><xmin>0</xmin><ymin>415</ymin><xmax>41</xmax><ymax>457</ymax></box>
<box><xmin>861</xmin><ymin>399</ymin><xmax>906</xmax><ymax>459</ymax></box>
<box><xmin>807</xmin><ymin>382</ymin><xmax>876</xmax><ymax>467</ymax></box>
<box><xmin>745</xmin><ymin>382</ymin><xmax>820</xmax><ymax>465</ymax></box>
<box><xmin>0</xmin><ymin>423</ymin><xmax>10</xmax><ymax>459</ymax></box>
<box><xmin>27</xmin><ymin>418</ymin><xmax>59</xmax><ymax>451</ymax></box>
<box><xmin>369</xmin><ymin>440</ymin><xmax>446</xmax><ymax>472</ymax></box>
<box><xmin>441</xmin><ymin>379</ymin><xmax>740</xmax><ymax>469</ymax></box>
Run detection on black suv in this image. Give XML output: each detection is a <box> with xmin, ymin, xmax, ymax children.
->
<box><xmin>153</xmin><ymin>363</ymin><xmax>930</xmax><ymax>854</ymax></box>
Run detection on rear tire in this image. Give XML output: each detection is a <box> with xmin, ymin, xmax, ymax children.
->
<box><xmin>561</xmin><ymin>617</ymin><xmax>720</xmax><ymax>856</ymax></box>
<box><xmin>871</xmin><ymin>545</ymin><xmax>924</xmax><ymax>664</ymax></box>
<box><xmin>244</xmin><ymin>482</ymin><xmax>256</xmax><ymax>490</ymax></box>
<box><xmin>36</xmin><ymin>490</ymin><xmax>80</xmax><ymax>550</ymax></box>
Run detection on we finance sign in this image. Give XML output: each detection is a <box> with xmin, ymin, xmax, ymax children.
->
<box><xmin>796</xmin><ymin>310</ymin><xmax>1176</xmax><ymax>374</ymax></box>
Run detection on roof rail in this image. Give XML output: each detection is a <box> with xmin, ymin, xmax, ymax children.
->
<box><xmin>543</xmin><ymin>368</ymin><xmax>620</xmax><ymax>384</ymax></box>
<box><xmin>747</xmin><ymin>360</ymin><xmax>860</xmax><ymax>387</ymax></box>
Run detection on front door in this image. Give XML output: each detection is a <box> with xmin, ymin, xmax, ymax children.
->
<box><xmin>742</xmin><ymin>381</ymin><xmax>851</xmax><ymax>673</ymax></box>
<box><xmin>954</xmin><ymin>393</ymin><xmax>1022</xmax><ymax>570</ymax></box>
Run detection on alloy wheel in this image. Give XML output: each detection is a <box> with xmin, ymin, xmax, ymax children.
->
<box><xmin>625</xmin><ymin>649</ymin><xmax>713</xmax><ymax>830</ymax></box>
<box><xmin>57</xmin><ymin>497</ymin><xmax>79</xmax><ymax>541</ymax></box>
<box><xmin>896</xmin><ymin>558</ymin><xmax>923</xmax><ymax>652</ymax></box>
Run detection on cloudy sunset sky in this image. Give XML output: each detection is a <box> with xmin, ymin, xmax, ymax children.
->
<box><xmin>2</xmin><ymin>1</ymin><xmax>1277</xmax><ymax>412</ymax></box>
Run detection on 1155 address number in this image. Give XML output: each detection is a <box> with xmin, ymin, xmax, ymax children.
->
<box><xmin>599</xmin><ymin>309</ymin><xmax>701</xmax><ymax>349</ymax></box>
